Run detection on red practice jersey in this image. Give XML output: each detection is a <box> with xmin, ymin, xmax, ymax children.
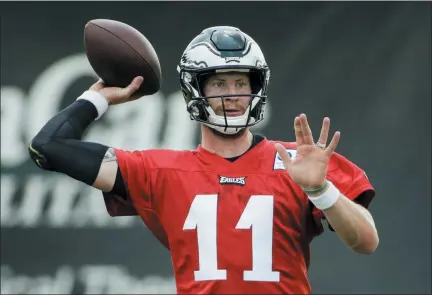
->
<box><xmin>103</xmin><ymin>138</ymin><xmax>375</xmax><ymax>294</ymax></box>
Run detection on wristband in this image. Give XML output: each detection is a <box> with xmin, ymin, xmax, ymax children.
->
<box><xmin>306</xmin><ymin>180</ymin><xmax>340</xmax><ymax>210</ymax></box>
<box><xmin>77</xmin><ymin>90</ymin><xmax>109</xmax><ymax>120</ymax></box>
<box><xmin>302</xmin><ymin>181</ymin><xmax>329</xmax><ymax>196</ymax></box>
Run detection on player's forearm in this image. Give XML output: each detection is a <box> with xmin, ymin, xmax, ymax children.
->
<box><xmin>322</xmin><ymin>194</ymin><xmax>379</xmax><ymax>254</ymax></box>
<box><xmin>28</xmin><ymin>98</ymin><xmax>109</xmax><ymax>186</ymax></box>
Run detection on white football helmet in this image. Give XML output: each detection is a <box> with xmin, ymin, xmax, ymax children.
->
<box><xmin>177</xmin><ymin>26</ymin><xmax>270</xmax><ymax>135</ymax></box>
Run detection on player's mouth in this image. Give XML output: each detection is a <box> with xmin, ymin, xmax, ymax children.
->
<box><xmin>224</xmin><ymin>109</ymin><xmax>243</xmax><ymax>116</ymax></box>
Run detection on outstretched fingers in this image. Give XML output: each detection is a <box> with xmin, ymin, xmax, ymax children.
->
<box><xmin>325</xmin><ymin>131</ymin><xmax>341</xmax><ymax>157</ymax></box>
<box><xmin>299</xmin><ymin>114</ymin><xmax>314</xmax><ymax>145</ymax></box>
<box><xmin>316</xmin><ymin>117</ymin><xmax>330</xmax><ymax>147</ymax></box>
<box><xmin>275</xmin><ymin>143</ymin><xmax>292</xmax><ymax>172</ymax></box>
<box><xmin>294</xmin><ymin>116</ymin><xmax>305</xmax><ymax>146</ymax></box>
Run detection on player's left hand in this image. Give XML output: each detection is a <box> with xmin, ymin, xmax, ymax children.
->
<box><xmin>275</xmin><ymin>113</ymin><xmax>341</xmax><ymax>190</ymax></box>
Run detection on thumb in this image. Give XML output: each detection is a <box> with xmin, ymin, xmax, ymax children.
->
<box><xmin>275</xmin><ymin>143</ymin><xmax>292</xmax><ymax>171</ymax></box>
<box><xmin>122</xmin><ymin>76</ymin><xmax>144</xmax><ymax>97</ymax></box>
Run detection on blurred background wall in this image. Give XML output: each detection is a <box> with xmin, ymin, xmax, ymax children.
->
<box><xmin>1</xmin><ymin>2</ymin><xmax>430</xmax><ymax>294</ymax></box>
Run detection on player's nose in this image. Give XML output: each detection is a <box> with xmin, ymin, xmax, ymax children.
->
<box><xmin>223</xmin><ymin>86</ymin><xmax>241</xmax><ymax>100</ymax></box>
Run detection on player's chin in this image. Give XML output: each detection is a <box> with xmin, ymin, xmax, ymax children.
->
<box><xmin>207</xmin><ymin>125</ymin><xmax>248</xmax><ymax>139</ymax></box>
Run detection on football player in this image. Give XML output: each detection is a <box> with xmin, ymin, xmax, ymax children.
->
<box><xmin>29</xmin><ymin>26</ymin><xmax>379</xmax><ymax>294</ymax></box>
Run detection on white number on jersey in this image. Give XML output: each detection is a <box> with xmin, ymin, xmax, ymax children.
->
<box><xmin>183</xmin><ymin>194</ymin><xmax>280</xmax><ymax>282</ymax></box>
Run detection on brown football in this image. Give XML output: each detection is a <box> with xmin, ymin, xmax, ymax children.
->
<box><xmin>84</xmin><ymin>19</ymin><xmax>162</xmax><ymax>96</ymax></box>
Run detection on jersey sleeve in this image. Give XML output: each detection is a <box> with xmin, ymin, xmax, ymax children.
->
<box><xmin>102</xmin><ymin>149</ymin><xmax>153</xmax><ymax>217</ymax></box>
<box><xmin>311</xmin><ymin>152</ymin><xmax>375</xmax><ymax>233</ymax></box>
<box><xmin>101</xmin><ymin>149</ymin><xmax>170</xmax><ymax>249</ymax></box>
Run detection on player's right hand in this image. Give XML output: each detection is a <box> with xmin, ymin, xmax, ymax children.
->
<box><xmin>89</xmin><ymin>76</ymin><xmax>144</xmax><ymax>105</ymax></box>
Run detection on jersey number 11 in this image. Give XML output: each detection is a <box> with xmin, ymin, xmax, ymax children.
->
<box><xmin>183</xmin><ymin>194</ymin><xmax>280</xmax><ymax>282</ymax></box>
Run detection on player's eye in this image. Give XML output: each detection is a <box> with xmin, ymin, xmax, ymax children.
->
<box><xmin>237</xmin><ymin>81</ymin><xmax>248</xmax><ymax>88</ymax></box>
<box><xmin>213</xmin><ymin>81</ymin><xmax>225</xmax><ymax>88</ymax></box>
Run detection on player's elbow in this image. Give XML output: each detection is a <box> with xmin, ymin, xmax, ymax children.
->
<box><xmin>352</xmin><ymin>231</ymin><xmax>379</xmax><ymax>255</ymax></box>
<box><xmin>28</xmin><ymin>136</ymin><xmax>52</xmax><ymax>171</ymax></box>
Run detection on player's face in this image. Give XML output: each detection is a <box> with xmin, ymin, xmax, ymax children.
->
<box><xmin>202</xmin><ymin>73</ymin><xmax>252</xmax><ymax>117</ymax></box>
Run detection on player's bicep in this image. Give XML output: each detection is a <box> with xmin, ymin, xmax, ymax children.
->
<box><xmin>109</xmin><ymin>148</ymin><xmax>153</xmax><ymax>210</ymax></box>
<box><xmin>93</xmin><ymin>147</ymin><xmax>120</xmax><ymax>192</ymax></box>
